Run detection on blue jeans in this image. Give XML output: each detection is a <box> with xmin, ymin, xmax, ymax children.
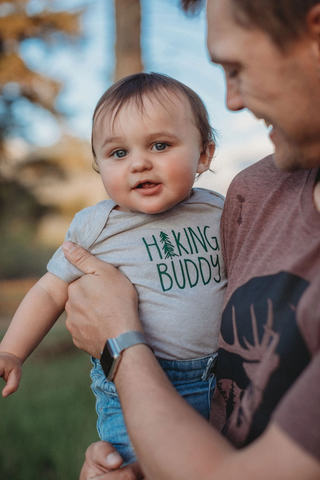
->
<box><xmin>90</xmin><ymin>353</ymin><xmax>217</xmax><ymax>465</ymax></box>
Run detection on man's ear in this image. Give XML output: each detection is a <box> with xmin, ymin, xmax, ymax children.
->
<box><xmin>197</xmin><ymin>141</ymin><xmax>215</xmax><ymax>174</ymax></box>
<box><xmin>305</xmin><ymin>4</ymin><xmax>320</xmax><ymax>76</ymax></box>
<box><xmin>307</xmin><ymin>4</ymin><xmax>320</xmax><ymax>48</ymax></box>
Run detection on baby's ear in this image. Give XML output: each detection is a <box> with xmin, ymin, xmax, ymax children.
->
<box><xmin>197</xmin><ymin>141</ymin><xmax>215</xmax><ymax>174</ymax></box>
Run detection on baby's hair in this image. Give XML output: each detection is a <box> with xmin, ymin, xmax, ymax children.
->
<box><xmin>91</xmin><ymin>72</ymin><xmax>217</xmax><ymax>168</ymax></box>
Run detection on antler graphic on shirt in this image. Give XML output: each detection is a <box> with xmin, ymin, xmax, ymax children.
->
<box><xmin>220</xmin><ymin>300</ymin><xmax>278</xmax><ymax>361</ymax></box>
<box><xmin>219</xmin><ymin>299</ymin><xmax>280</xmax><ymax>447</ymax></box>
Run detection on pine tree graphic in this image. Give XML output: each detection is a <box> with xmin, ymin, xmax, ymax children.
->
<box><xmin>160</xmin><ymin>231</ymin><xmax>178</xmax><ymax>259</ymax></box>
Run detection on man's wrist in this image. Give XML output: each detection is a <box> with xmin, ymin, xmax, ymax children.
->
<box><xmin>100</xmin><ymin>331</ymin><xmax>152</xmax><ymax>381</ymax></box>
<box><xmin>114</xmin><ymin>341</ymin><xmax>155</xmax><ymax>386</ymax></box>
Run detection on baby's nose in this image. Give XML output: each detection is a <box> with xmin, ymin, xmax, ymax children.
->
<box><xmin>130</xmin><ymin>154</ymin><xmax>153</xmax><ymax>172</ymax></box>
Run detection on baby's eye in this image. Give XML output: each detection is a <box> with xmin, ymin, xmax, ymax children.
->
<box><xmin>152</xmin><ymin>142</ymin><xmax>168</xmax><ymax>151</ymax></box>
<box><xmin>112</xmin><ymin>149</ymin><xmax>127</xmax><ymax>159</ymax></box>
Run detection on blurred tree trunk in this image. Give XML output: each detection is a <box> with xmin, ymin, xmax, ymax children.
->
<box><xmin>114</xmin><ymin>0</ymin><xmax>143</xmax><ymax>81</ymax></box>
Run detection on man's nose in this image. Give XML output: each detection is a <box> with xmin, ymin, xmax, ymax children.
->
<box><xmin>130</xmin><ymin>153</ymin><xmax>153</xmax><ymax>173</ymax></box>
<box><xmin>226</xmin><ymin>80</ymin><xmax>245</xmax><ymax>112</ymax></box>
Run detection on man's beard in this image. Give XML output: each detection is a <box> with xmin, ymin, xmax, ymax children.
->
<box><xmin>272</xmin><ymin>130</ymin><xmax>320</xmax><ymax>172</ymax></box>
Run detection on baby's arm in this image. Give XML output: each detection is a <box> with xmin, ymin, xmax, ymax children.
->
<box><xmin>0</xmin><ymin>272</ymin><xmax>68</xmax><ymax>397</ymax></box>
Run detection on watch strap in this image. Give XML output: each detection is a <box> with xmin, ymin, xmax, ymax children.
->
<box><xmin>114</xmin><ymin>331</ymin><xmax>149</xmax><ymax>352</ymax></box>
<box><xmin>100</xmin><ymin>331</ymin><xmax>152</xmax><ymax>381</ymax></box>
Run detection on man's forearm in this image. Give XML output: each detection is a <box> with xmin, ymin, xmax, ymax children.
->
<box><xmin>115</xmin><ymin>345</ymin><xmax>233</xmax><ymax>480</ymax></box>
<box><xmin>115</xmin><ymin>345</ymin><xmax>320</xmax><ymax>480</ymax></box>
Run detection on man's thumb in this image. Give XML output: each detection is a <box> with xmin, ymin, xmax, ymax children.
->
<box><xmin>62</xmin><ymin>241</ymin><xmax>102</xmax><ymax>275</ymax></box>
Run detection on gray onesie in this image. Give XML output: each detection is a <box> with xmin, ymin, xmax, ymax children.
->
<box><xmin>47</xmin><ymin>187</ymin><xmax>227</xmax><ymax>359</ymax></box>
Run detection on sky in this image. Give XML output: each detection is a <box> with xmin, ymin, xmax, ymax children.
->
<box><xmin>21</xmin><ymin>0</ymin><xmax>274</xmax><ymax>195</ymax></box>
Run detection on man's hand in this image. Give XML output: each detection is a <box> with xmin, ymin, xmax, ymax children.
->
<box><xmin>62</xmin><ymin>241</ymin><xmax>141</xmax><ymax>358</ymax></box>
<box><xmin>0</xmin><ymin>352</ymin><xmax>22</xmax><ymax>397</ymax></box>
<box><xmin>80</xmin><ymin>441</ymin><xmax>144</xmax><ymax>480</ymax></box>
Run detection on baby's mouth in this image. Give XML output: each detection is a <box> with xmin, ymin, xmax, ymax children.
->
<box><xmin>135</xmin><ymin>181</ymin><xmax>159</xmax><ymax>189</ymax></box>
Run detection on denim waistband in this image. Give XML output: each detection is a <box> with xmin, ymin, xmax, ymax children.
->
<box><xmin>156</xmin><ymin>353</ymin><xmax>218</xmax><ymax>382</ymax></box>
<box><xmin>91</xmin><ymin>352</ymin><xmax>218</xmax><ymax>382</ymax></box>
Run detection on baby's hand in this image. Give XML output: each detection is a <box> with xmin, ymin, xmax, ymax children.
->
<box><xmin>0</xmin><ymin>352</ymin><xmax>22</xmax><ymax>397</ymax></box>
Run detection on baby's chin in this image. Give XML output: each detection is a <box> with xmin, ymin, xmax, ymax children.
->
<box><xmin>115</xmin><ymin>195</ymin><xmax>192</xmax><ymax>215</ymax></box>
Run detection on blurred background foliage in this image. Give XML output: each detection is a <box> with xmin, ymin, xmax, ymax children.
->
<box><xmin>0</xmin><ymin>0</ymin><xmax>83</xmax><ymax>281</ymax></box>
<box><xmin>0</xmin><ymin>1</ymin><xmax>143</xmax><ymax>478</ymax></box>
<box><xmin>0</xmin><ymin>0</ymin><xmax>143</xmax><ymax>284</ymax></box>
<box><xmin>0</xmin><ymin>322</ymin><xmax>99</xmax><ymax>480</ymax></box>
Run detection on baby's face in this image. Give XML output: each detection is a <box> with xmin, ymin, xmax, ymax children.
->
<box><xmin>93</xmin><ymin>93</ymin><xmax>211</xmax><ymax>214</ymax></box>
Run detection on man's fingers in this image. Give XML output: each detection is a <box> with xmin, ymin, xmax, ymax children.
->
<box><xmin>90</xmin><ymin>442</ymin><xmax>144</xmax><ymax>479</ymax></box>
<box><xmin>80</xmin><ymin>441</ymin><xmax>144</xmax><ymax>479</ymax></box>
<box><xmin>86</xmin><ymin>441</ymin><xmax>124</xmax><ymax>469</ymax></box>
<box><xmin>96</xmin><ymin>464</ymin><xmax>144</xmax><ymax>480</ymax></box>
<box><xmin>80</xmin><ymin>442</ymin><xmax>123</xmax><ymax>480</ymax></box>
<box><xmin>123</xmin><ymin>462</ymin><xmax>145</xmax><ymax>480</ymax></box>
<box><xmin>62</xmin><ymin>241</ymin><xmax>109</xmax><ymax>275</ymax></box>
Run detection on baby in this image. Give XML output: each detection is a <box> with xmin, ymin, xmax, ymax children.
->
<box><xmin>0</xmin><ymin>73</ymin><xmax>227</xmax><ymax>464</ymax></box>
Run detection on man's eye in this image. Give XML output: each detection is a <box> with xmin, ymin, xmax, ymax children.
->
<box><xmin>112</xmin><ymin>149</ymin><xmax>127</xmax><ymax>159</ymax></box>
<box><xmin>228</xmin><ymin>69</ymin><xmax>238</xmax><ymax>79</ymax></box>
<box><xmin>225</xmin><ymin>65</ymin><xmax>241</xmax><ymax>79</ymax></box>
<box><xmin>153</xmin><ymin>142</ymin><xmax>168</xmax><ymax>151</ymax></box>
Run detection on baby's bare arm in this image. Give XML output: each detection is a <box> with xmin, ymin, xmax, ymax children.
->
<box><xmin>0</xmin><ymin>272</ymin><xmax>68</xmax><ymax>361</ymax></box>
<box><xmin>0</xmin><ymin>272</ymin><xmax>68</xmax><ymax>395</ymax></box>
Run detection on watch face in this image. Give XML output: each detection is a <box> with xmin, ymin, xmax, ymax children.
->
<box><xmin>100</xmin><ymin>341</ymin><xmax>121</xmax><ymax>381</ymax></box>
<box><xmin>100</xmin><ymin>346</ymin><xmax>113</xmax><ymax>377</ymax></box>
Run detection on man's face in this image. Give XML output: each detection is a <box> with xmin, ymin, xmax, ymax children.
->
<box><xmin>206</xmin><ymin>0</ymin><xmax>320</xmax><ymax>171</ymax></box>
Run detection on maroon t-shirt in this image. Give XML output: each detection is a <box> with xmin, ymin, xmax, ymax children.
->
<box><xmin>211</xmin><ymin>155</ymin><xmax>320</xmax><ymax>461</ymax></box>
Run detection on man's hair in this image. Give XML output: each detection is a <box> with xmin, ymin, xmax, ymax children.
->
<box><xmin>180</xmin><ymin>0</ymin><xmax>319</xmax><ymax>48</ymax></box>
<box><xmin>92</xmin><ymin>72</ymin><xmax>216</xmax><ymax>162</ymax></box>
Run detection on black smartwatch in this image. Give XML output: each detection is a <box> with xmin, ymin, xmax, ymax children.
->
<box><xmin>100</xmin><ymin>331</ymin><xmax>151</xmax><ymax>381</ymax></box>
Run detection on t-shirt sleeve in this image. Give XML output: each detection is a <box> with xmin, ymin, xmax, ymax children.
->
<box><xmin>47</xmin><ymin>200</ymin><xmax>114</xmax><ymax>284</ymax></box>
<box><xmin>273</xmin><ymin>351</ymin><xmax>320</xmax><ymax>461</ymax></box>
<box><xmin>47</xmin><ymin>212</ymin><xmax>87</xmax><ymax>283</ymax></box>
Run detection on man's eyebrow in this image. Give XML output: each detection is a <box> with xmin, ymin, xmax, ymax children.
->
<box><xmin>208</xmin><ymin>50</ymin><xmax>239</xmax><ymax>67</ymax></box>
<box><xmin>210</xmin><ymin>55</ymin><xmax>238</xmax><ymax>67</ymax></box>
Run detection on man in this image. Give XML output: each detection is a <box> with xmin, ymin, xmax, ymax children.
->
<box><xmin>63</xmin><ymin>0</ymin><xmax>320</xmax><ymax>478</ymax></box>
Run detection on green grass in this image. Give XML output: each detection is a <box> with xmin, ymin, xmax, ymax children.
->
<box><xmin>0</xmin><ymin>327</ymin><xmax>99</xmax><ymax>480</ymax></box>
